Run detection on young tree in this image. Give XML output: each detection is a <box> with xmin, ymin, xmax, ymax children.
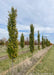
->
<box><xmin>42</xmin><ymin>35</ymin><xmax>45</xmax><ymax>49</ymax></box>
<box><xmin>26</xmin><ymin>37</ymin><xmax>29</xmax><ymax>47</ymax></box>
<box><xmin>44</xmin><ymin>38</ymin><xmax>46</xmax><ymax>48</ymax></box>
<box><xmin>29</xmin><ymin>24</ymin><xmax>34</xmax><ymax>55</ymax></box>
<box><xmin>20</xmin><ymin>33</ymin><xmax>25</xmax><ymax>49</ymax></box>
<box><xmin>48</xmin><ymin>40</ymin><xmax>50</xmax><ymax>46</ymax></box>
<box><xmin>44</xmin><ymin>39</ymin><xmax>45</xmax><ymax>48</ymax></box>
<box><xmin>46</xmin><ymin>38</ymin><xmax>50</xmax><ymax>46</ymax></box>
<box><xmin>37</xmin><ymin>31</ymin><xmax>40</xmax><ymax>50</ymax></box>
<box><xmin>47</xmin><ymin>39</ymin><xmax>50</xmax><ymax>46</ymax></box>
<box><xmin>7</xmin><ymin>7</ymin><xmax>18</xmax><ymax>75</ymax></box>
<box><xmin>46</xmin><ymin>38</ymin><xmax>48</xmax><ymax>46</ymax></box>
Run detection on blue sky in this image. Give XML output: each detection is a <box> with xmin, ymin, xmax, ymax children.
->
<box><xmin>0</xmin><ymin>0</ymin><xmax>54</xmax><ymax>43</ymax></box>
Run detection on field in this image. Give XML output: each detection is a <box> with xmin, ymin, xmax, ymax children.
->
<box><xmin>0</xmin><ymin>45</ymin><xmax>38</xmax><ymax>73</ymax></box>
<box><xmin>0</xmin><ymin>45</ymin><xmax>53</xmax><ymax>75</ymax></box>
<box><xmin>0</xmin><ymin>45</ymin><xmax>29</xmax><ymax>57</ymax></box>
<box><xmin>0</xmin><ymin>1</ymin><xmax>54</xmax><ymax>75</ymax></box>
<box><xmin>0</xmin><ymin>45</ymin><xmax>38</xmax><ymax>57</ymax></box>
<box><xmin>29</xmin><ymin>45</ymin><xmax>54</xmax><ymax>75</ymax></box>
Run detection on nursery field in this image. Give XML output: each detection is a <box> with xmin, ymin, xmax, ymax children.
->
<box><xmin>28</xmin><ymin>45</ymin><xmax>54</xmax><ymax>75</ymax></box>
<box><xmin>0</xmin><ymin>46</ymin><xmax>52</xmax><ymax>75</ymax></box>
<box><xmin>0</xmin><ymin>45</ymin><xmax>38</xmax><ymax>73</ymax></box>
<box><xmin>0</xmin><ymin>45</ymin><xmax>38</xmax><ymax>57</ymax></box>
<box><xmin>0</xmin><ymin>45</ymin><xmax>29</xmax><ymax>57</ymax></box>
<box><xmin>0</xmin><ymin>1</ymin><xmax>54</xmax><ymax>75</ymax></box>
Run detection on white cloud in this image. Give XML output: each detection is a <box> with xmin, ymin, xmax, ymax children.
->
<box><xmin>0</xmin><ymin>0</ymin><xmax>54</xmax><ymax>43</ymax></box>
<box><xmin>0</xmin><ymin>28</ymin><xmax>8</xmax><ymax>39</ymax></box>
<box><xmin>17</xmin><ymin>24</ymin><xmax>54</xmax><ymax>33</ymax></box>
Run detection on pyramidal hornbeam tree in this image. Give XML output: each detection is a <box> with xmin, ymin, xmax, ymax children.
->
<box><xmin>44</xmin><ymin>38</ymin><xmax>46</xmax><ymax>48</ymax></box>
<box><xmin>29</xmin><ymin>24</ymin><xmax>34</xmax><ymax>55</ymax></box>
<box><xmin>46</xmin><ymin>38</ymin><xmax>48</xmax><ymax>46</ymax></box>
<box><xmin>42</xmin><ymin>35</ymin><xmax>44</xmax><ymax>49</ymax></box>
<box><xmin>7</xmin><ymin>7</ymin><xmax>18</xmax><ymax>74</ymax></box>
<box><xmin>37</xmin><ymin>31</ymin><xmax>40</xmax><ymax>50</ymax></box>
<box><xmin>46</xmin><ymin>38</ymin><xmax>50</xmax><ymax>46</ymax></box>
<box><xmin>20</xmin><ymin>33</ymin><xmax>25</xmax><ymax>49</ymax></box>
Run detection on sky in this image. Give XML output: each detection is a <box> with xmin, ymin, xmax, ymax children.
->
<box><xmin>0</xmin><ymin>0</ymin><xmax>54</xmax><ymax>43</ymax></box>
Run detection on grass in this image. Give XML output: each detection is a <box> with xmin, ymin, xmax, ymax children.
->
<box><xmin>0</xmin><ymin>45</ymin><xmax>38</xmax><ymax>57</ymax></box>
<box><xmin>0</xmin><ymin>46</ymin><xmax>38</xmax><ymax>73</ymax></box>
<box><xmin>0</xmin><ymin>45</ymin><xmax>29</xmax><ymax>57</ymax></box>
<box><xmin>0</xmin><ymin>46</ymin><xmax>7</xmax><ymax>57</ymax></box>
<box><xmin>29</xmin><ymin>45</ymin><xmax>54</xmax><ymax>75</ymax></box>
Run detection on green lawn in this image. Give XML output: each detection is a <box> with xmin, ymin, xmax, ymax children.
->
<box><xmin>0</xmin><ymin>46</ymin><xmax>38</xmax><ymax>73</ymax></box>
<box><xmin>30</xmin><ymin>45</ymin><xmax>54</xmax><ymax>75</ymax></box>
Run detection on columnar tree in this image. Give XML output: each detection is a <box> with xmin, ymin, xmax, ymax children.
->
<box><xmin>46</xmin><ymin>39</ymin><xmax>50</xmax><ymax>46</ymax></box>
<box><xmin>46</xmin><ymin>38</ymin><xmax>48</xmax><ymax>46</ymax></box>
<box><xmin>37</xmin><ymin>31</ymin><xmax>40</xmax><ymax>50</ymax></box>
<box><xmin>26</xmin><ymin>37</ymin><xmax>29</xmax><ymax>47</ymax></box>
<box><xmin>7</xmin><ymin>7</ymin><xmax>18</xmax><ymax>74</ymax></box>
<box><xmin>48</xmin><ymin>40</ymin><xmax>50</xmax><ymax>46</ymax></box>
<box><xmin>20</xmin><ymin>33</ymin><xmax>25</xmax><ymax>49</ymax></box>
<box><xmin>46</xmin><ymin>38</ymin><xmax>49</xmax><ymax>46</ymax></box>
<box><xmin>44</xmin><ymin>38</ymin><xmax>46</xmax><ymax>48</ymax></box>
<box><xmin>42</xmin><ymin>36</ymin><xmax>44</xmax><ymax>49</ymax></box>
<box><xmin>29</xmin><ymin>24</ymin><xmax>34</xmax><ymax>55</ymax></box>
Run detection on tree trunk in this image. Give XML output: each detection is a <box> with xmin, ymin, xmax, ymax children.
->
<box><xmin>12</xmin><ymin>59</ymin><xmax>14</xmax><ymax>75</ymax></box>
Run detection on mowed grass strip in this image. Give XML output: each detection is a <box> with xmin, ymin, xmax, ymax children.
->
<box><xmin>29</xmin><ymin>45</ymin><xmax>54</xmax><ymax>75</ymax></box>
<box><xmin>0</xmin><ymin>47</ymin><xmax>38</xmax><ymax>73</ymax></box>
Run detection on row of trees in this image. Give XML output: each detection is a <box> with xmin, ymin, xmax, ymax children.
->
<box><xmin>7</xmin><ymin>7</ymin><xmax>51</xmax><ymax>75</ymax></box>
<box><xmin>20</xmin><ymin>27</ymin><xmax>50</xmax><ymax>50</ymax></box>
<box><xmin>42</xmin><ymin>36</ymin><xmax>50</xmax><ymax>49</ymax></box>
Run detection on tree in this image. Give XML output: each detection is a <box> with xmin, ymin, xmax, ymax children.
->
<box><xmin>48</xmin><ymin>41</ymin><xmax>50</xmax><ymax>46</ymax></box>
<box><xmin>26</xmin><ymin>37</ymin><xmax>29</xmax><ymax>47</ymax></box>
<box><xmin>37</xmin><ymin>31</ymin><xmax>40</xmax><ymax>50</ymax></box>
<box><xmin>20</xmin><ymin>33</ymin><xmax>25</xmax><ymax>49</ymax></box>
<box><xmin>42</xmin><ymin>35</ymin><xmax>45</xmax><ymax>49</ymax></box>
<box><xmin>46</xmin><ymin>38</ymin><xmax>50</xmax><ymax>46</ymax></box>
<box><xmin>29</xmin><ymin>24</ymin><xmax>34</xmax><ymax>55</ymax></box>
<box><xmin>46</xmin><ymin>38</ymin><xmax>48</xmax><ymax>46</ymax></box>
<box><xmin>7</xmin><ymin>7</ymin><xmax>18</xmax><ymax>75</ymax></box>
<box><xmin>44</xmin><ymin>38</ymin><xmax>46</xmax><ymax>48</ymax></box>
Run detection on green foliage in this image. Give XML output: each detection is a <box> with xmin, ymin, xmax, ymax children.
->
<box><xmin>46</xmin><ymin>38</ymin><xmax>50</xmax><ymax>46</ymax></box>
<box><xmin>7</xmin><ymin>7</ymin><xmax>18</xmax><ymax>61</ymax></box>
<box><xmin>43</xmin><ymin>38</ymin><xmax>46</xmax><ymax>48</ymax></box>
<box><xmin>20</xmin><ymin>33</ymin><xmax>25</xmax><ymax>48</ymax></box>
<box><xmin>42</xmin><ymin>36</ymin><xmax>50</xmax><ymax>49</ymax></box>
<box><xmin>46</xmin><ymin>38</ymin><xmax>48</xmax><ymax>46</ymax></box>
<box><xmin>42</xmin><ymin>35</ymin><xmax>45</xmax><ymax>49</ymax></box>
<box><xmin>37</xmin><ymin>31</ymin><xmax>40</xmax><ymax>50</ymax></box>
<box><xmin>29</xmin><ymin>24</ymin><xmax>34</xmax><ymax>54</ymax></box>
